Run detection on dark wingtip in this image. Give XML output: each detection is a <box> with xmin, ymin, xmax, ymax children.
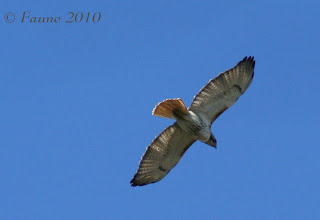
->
<box><xmin>238</xmin><ymin>56</ymin><xmax>252</xmax><ymax>64</ymax></box>
<box><xmin>130</xmin><ymin>178</ymin><xmax>137</xmax><ymax>187</ymax></box>
<box><xmin>239</xmin><ymin>56</ymin><xmax>255</xmax><ymax>68</ymax></box>
<box><xmin>248</xmin><ymin>56</ymin><xmax>255</xmax><ymax>78</ymax></box>
<box><xmin>131</xmin><ymin>182</ymin><xmax>147</xmax><ymax>187</ymax></box>
<box><xmin>237</xmin><ymin>56</ymin><xmax>255</xmax><ymax>79</ymax></box>
<box><xmin>130</xmin><ymin>177</ymin><xmax>146</xmax><ymax>187</ymax></box>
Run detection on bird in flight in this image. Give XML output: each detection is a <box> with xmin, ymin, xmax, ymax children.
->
<box><xmin>131</xmin><ymin>56</ymin><xmax>255</xmax><ymax>186</ymax></box>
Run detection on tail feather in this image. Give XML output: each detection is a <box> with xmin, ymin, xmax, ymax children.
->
<box><xmin>152</xmin><ymin>98</ymin><xmax>188</xmax><ymax>119</ymax></box>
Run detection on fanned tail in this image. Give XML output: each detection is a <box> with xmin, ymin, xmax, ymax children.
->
<box><xmin>152</xmin><ymin>98</ymin><xmax>188</xmax><ymax>119</ymax></box>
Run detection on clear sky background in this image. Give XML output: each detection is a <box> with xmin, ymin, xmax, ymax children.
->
<box><xmin>1</xmin><ymin>1</ymin><xmax>319</xmax><ymax>219</ymax></box>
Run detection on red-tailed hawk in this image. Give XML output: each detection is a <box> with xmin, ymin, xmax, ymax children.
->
<box><xmin>131</xmin><ymin>56</ymin><xmax>255</xmax><ymax>186</ymax></box>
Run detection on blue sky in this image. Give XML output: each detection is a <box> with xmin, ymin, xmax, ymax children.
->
<box><xmin>1</xmin><ymin>1</ymin><xmax>320</xmax><ymax>219</ymax></box>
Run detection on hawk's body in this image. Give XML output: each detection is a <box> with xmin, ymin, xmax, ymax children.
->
<box><xmin>131</xmin><ymin>57</ymin><xmax>255</xmax><ymax>186</ymax></box>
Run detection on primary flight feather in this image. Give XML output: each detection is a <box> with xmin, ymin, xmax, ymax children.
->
<box><xmin>131</xmin><ymin>56</ymin><xmax>255</xmax><ymax>186</ymax></box>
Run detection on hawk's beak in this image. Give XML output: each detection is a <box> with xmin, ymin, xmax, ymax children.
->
<box><xmin>212</xmin><ymin>143</ymin><xmax>217</xmax><ymax>149</ymax></box>
<box><xmin>209</xmin><ymin>134</ymin><xmax>217</xmax><ymax>149</ymax></box>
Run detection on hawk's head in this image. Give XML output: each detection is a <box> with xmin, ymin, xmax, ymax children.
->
<box><xmin>206</xmin><ymin>133</ymin><xmax>217</xmax><ymax>148</ymax></box>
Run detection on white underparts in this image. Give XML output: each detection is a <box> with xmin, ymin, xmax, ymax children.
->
<box><xmin>175</xmin><ymin>111</ymin><xmax>211</xmax><ymax>142</ymax></box>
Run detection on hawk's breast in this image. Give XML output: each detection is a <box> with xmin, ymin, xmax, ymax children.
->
<box><xmin>176</xmin><ymin>111</ymin><xmax>211</xmax><ymax>142</ymax></box>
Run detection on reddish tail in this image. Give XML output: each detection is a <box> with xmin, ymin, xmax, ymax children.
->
<box><xmin>152</xmin><ymin>98</ymin><xmax>188</xmax><ymax>119</ymax></box>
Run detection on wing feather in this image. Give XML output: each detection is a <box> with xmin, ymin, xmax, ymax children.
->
<box><xmin>131</xmin><ymin>123</ymin><xmax>196</xmax><ymax>186</ymax></box>
<box><xmin>189</xmin><ymin>56</ymin><xmax>255</xmax><ymax>123</ymax></box>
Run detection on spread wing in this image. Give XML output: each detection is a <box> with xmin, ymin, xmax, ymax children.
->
<box><xmin>189</xmin><ymin>56</ymin><xmax>255</xmax><ymax>123</ymax></box>
<box><xmin>131</xmin><ymin>123</ymin><xmax>196</xmax><ymax>186</ymax></box>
